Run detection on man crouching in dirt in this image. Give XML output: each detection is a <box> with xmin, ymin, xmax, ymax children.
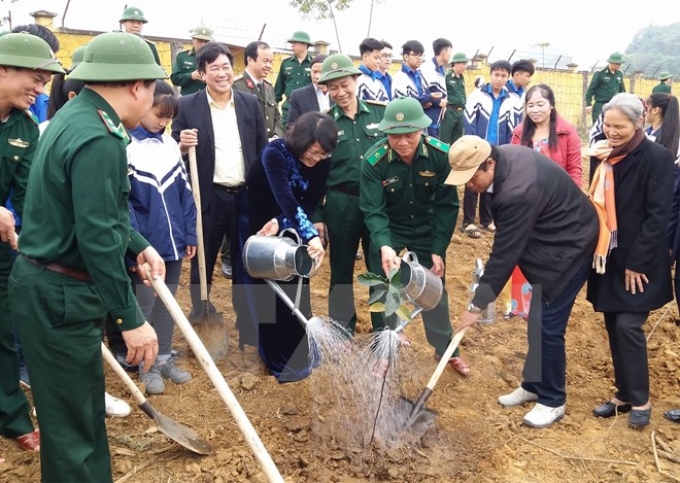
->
<box><xmin>450</xmin><ymin>135</ymin><xmax>598</xmax><ymax>429</ymax></box>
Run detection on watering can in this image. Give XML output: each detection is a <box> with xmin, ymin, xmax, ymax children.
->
<box><xmin>399</xmin><ymin>251</ymin><xmax>443</xmax><ymax>311</ymax></box>
<box><xmin>243</xmin><ymin>228</ymin><xmax>314</xmax><ymax>282</ymax></box>
<box><xmin>469</xmin><ymin>258</ymin><xmax>495</xmax><ymax>324</ymax></box>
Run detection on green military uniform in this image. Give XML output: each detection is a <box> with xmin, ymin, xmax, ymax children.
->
<box><xmin>0</xmin><ymin>33</ymin><xmax>63</xmax><ymax>446</ymax></box>
<box><xmin>119</xmin><ymin>6</ymin><xmax>161</xmax><ymax>66</ymax></box>
<box><xmin>171</xmin><ymin>48</ymin><xmax>204</xmax><ymax>95</ymax></box>
<box><xmin>316</xmin><ymin>55</ymin><xmax>387</xmax><ymax>333</ymax></box>
<box><xmin>234</xmin><ymin>71</ymin><xmax>284</xmax><ymax>139</ymax></box>
<box><xmin>274</xmin><ymin>32</ymin><xmax>315</xmax><ymax>127</ymax></box>
<box><xmin>440</xmin><ymin>72</ymin><xmax>467</xmax><ymax>144</ymax></box>
<box><xmin>440</xmin><ymin>52</ymin><xmax>469</xmax><ymax>144</ymax></box>
<box><xmin>9</xmin><ymin>32</ymin><xmax>165</xmax><ymax>483</ymax></box>
<box><xmin>652</xmin><ymin>71</ymin><xmax>672</xmax><ymax>94</ymax></box>
<box><xmin>170</xmin><ymin>26</ymin><xmax>213</xmax><ymax>96</ymax></box>
<box><xmin>360</xmin><ymin>98</ymin><xmax>460</xmax><ymax>356</ymax></box>
<box><xmin>585</xmin><ymin>52</ymin><xmax>626</xmax><ymax>123</ymax></box>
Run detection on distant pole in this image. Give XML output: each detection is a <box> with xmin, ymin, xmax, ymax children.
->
<box><xmin>258</xmin><ymin>23</ymin><xmax>267</xmax><ymax>41</ymax></box>
<box><xmin>533</xmin><ymin>42</ymin><xmax>550</xmax><ymax>68</ymax></box>
<box><xmin>367</xmin><ymin>0</ymin><xmax>375</xmax><ymax>37</ymax></box>
<box><xmin>61</xmin><ymin>0</ymin><xmax>72</xmax><ymax>28</ymax></box>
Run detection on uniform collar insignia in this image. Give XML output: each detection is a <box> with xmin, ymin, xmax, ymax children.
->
<box><xmin>97</xmin><ymin>110</ymin><xmax>130</xmax><ymax>145</ymax></box>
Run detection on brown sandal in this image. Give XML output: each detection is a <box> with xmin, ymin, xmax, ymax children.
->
<box><xmin>16</xmin><ymin>430</ymin><xmax>40</xmax><ymax>452</ymax></box>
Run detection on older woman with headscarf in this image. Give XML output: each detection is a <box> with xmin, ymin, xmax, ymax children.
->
<box><xmin>587</xmin><ymin>93</ymin><xmax>675</xmax><ymax>429</ymax></box>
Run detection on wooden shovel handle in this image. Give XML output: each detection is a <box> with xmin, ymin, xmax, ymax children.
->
<box><xmin>101</xmin><ymin>342</ymin><xmax>147</xmax><ymax>406</ymax></box>
<box><xmin>425</xmin><ymin>327</ymin><xmax>468</xmax><ymax>391</ymax></box>
<box><xmin>144</xmin><ymin>264</ymin><xmax>285</xmax><ymax>483</ymax></box>
<box><xmin>187</xmin><ymin>146</ymin><xmax>208</xmax><ymax>300</ymax></box>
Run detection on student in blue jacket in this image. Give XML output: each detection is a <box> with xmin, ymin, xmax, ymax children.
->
<box><xmin>127</xmin><ymin>80</ymin><xmax>198</xmax><ymax>394</ymax></box>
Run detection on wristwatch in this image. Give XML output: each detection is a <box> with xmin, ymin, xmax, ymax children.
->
<box><xmin>467</xmin><ymin>303</ymin><xmax>482</xmax><ymax>314</ymax></box>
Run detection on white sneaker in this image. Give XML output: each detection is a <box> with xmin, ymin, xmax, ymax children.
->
<box><xmin>522</xmin><ymin>403</ymin><xmax>565</xmax><ymax>428</ymax></box>
<box><xmin>105</xmin><ymin>392</ymin><xmax>131</xmax><ymax>418</ymax></box>
<box><xmin>498</xmin><ymin>386</ymin><xmax>538</xmax><ymax>407</ymax></box>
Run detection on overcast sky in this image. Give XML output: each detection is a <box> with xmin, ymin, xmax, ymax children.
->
<box><xmin>5</xmin><ymin>0</ymin><xmax>679</xmax><ymax>69</ymax></box>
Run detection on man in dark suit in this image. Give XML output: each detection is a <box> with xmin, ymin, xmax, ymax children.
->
<box><xmin>286</xmin><ymin>54</ymin><xmax>329</xmax><ymax>129</ymax></box>
<box><xmin>171</xmin><ymin>42</ymin><xmax>267</xmax><ymax>317</ymax></box>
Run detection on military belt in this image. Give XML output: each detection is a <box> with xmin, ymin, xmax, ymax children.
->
<box><xmin>329</xmin><ymin>185</ymin><xmax>360</xmax><ymax>197</ymax></box>
<box><xmin>447</xmin><ymin>106</ymin><xmax>463</xmax><ymax>111</ymax></box>
<box><xmin>22</xmin><ymin>254</ymin><xmax>92</xmax><ymax>282</ymax></box>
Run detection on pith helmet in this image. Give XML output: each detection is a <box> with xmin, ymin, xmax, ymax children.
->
<box><xmin>450</xmin><ymin>52</ymin><xmax>469</xmax><ymax>64</ymax></box>
<box><xmin>607</xmin><ymin>52</ymin><xmax>624</xmax><ymax>64</ymax></box>
<box><xmin>317</xmin><ymin>54</ymin><xmax>361</xmax><ymax>85</ymax></box>
<box><xmin>68</xmin><ymin>44</ymin><xmax>87</xmax><ymax>72</ymax></box>
<box><xmin>0</xmin><ymin>32</ymin><xmax>64</xmax><ymax>73</ymax></box>
<box><xmin>120</xmin><ymin>6</ymin><xmax>148</xmax><ymax>23</ymax></box>
<box><xmin>378</xmin><ymin>97</ymin><xmax>431</xmax><ymax>134</ymax></box>
<box><xmin>190</xmin><ymin>26</ymin><xmax>214</xmax><ymax>41</ymax></box>
<box><xmin>69</xmin><ymin>31</ymin><xmax>166</xmax><ymax>82</ymax></box>
<box><xmin>287</xmin><ymin>30</ymin><xmax>313</xmax><ymax>46</ymax></box>
<box><xmin>659</xmin><ymin>71</ymin><xmax>671</xmax><ymax>81</ymax></box>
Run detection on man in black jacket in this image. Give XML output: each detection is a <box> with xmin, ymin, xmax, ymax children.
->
<box><xmin>448</xmin><ymin>135</ymin><xmax>598</xmax><ymax>429</ymax></box>
<box><xmin>171</xmin><ymin>42</ymin><xmax>267</xmax><ymax>317</ymax></box>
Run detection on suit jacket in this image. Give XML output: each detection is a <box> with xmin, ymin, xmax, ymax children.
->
<box><xmin>171</xmin><ymin>88</ymin><xmax>268</xmax><ymax>210</ymax></box>
<box><xmin>233</xmin><ymin>71</ymin><xmax>284</xmax><ymax>139</ymax></box>
<box><xmin>286</xmin><ymin>83</ymin><xmax>327</xmax><ymax>128</ymax></box>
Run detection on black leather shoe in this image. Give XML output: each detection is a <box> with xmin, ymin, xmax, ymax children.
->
<box><xmin>664</xmin><ymin>409</ymin><xmax>680</xmax><ymax>422</ymax></box>
<box><xmin>629</xmin><ymin>407</ymin><xmax>652</xmax><ymax>428</ymax></box>
<box><xmin>593</xmin><ymin>401</ymin><xmax>632</xmax><ymax>418</ymax></box>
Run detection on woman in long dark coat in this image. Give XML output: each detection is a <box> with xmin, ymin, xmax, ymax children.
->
<box><xmin>587</xmin><ymin>93</ymin><xmax>675</xmax><ymax>428</ymax></box>
<box><xmin>232</xmin><ymin>112</ymin><xmax>337</xmax><ymax>383</ymax></box>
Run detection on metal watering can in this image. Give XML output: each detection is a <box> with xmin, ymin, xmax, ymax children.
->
<box><xmin>399</xmin><ymin>251</ymin><xmax>443</xmax><ymax>311</ymax></box>
<box><xmin>242</xmin><ymin>228</ymin><xmax>314</xmax><ymax>282</ymax></box>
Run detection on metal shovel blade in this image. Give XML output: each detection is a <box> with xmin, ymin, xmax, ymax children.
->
<box><xmin>101</xmin><ymin>343</ymin><xmax>213</xmax><ymax>455</ymax></box>
<box><xmin>139</xmin><ymin>401</ymin><xmax>213</xmax><ymax>455</ymax></box>
<box><xmin>400</xmin><ymin>396</ymin><xmax>438</xmax><ymax>429</ymax></box>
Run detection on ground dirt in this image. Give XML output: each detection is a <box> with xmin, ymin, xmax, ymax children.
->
<box><xmin>3</xmin><ymin>186</ymin><xmax>680</xmax><ymax>483</ymax></box>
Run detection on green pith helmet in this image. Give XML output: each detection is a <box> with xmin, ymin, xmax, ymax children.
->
<box><xmin>69</xmin><ymin>31</ymin><xmax>166</xmax><ymax>82</ymax></box>
<box><xmin>287</xmin><ymin>30</ymin><xmax>313</xmax><ymax>46</ymax></box>
<box><xmin>119</xmin><ymin>6</ymin><xmax>148</xmax><ymax>23</ymax></box>
<box><xmin>190</xmin><ymin>25</ymin><xmax>214</xmax><ymax>41</ymax></box>
<box><xmin>378</xmin><ymin>97</ymin><xmax>431</xmax><ymax>134</ymax></box>
<box><xmin>0</xmin><ymin>31</ymin><xmax>10</xmax><ymax>38</ymax></box>
<box><xmin>607</xmin><ymin>52</ymin><xmax>624</xmax><ymax>64</ymax></box>
<box><xmin>450</xmin><ymin>52</ymin><xmax>469</xmax><ymax>64</ymax></box>
<box><xmin>0</xmin><ymin>32</ymin><xmax>64</xmax><ymax>74</ymax></box>
<box><xmin>68</xmin><ymin>44</ymin><xmax>88</xmax><ymax>72</ymax></box>
<box><xmin>317</xmin><ymin>53</ymin><xmax>361</xmax><ymax>85</ymax></box>
<box><xmin>659</xmin><ymin>71</ymin><xmax>671</xmax><ymax>81</ymax></box>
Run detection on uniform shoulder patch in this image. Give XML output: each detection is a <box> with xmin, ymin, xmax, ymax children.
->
<box><xmin>365</xmin><ymin>99</ymin><xmax>388</xmax><ymax>107</ymax></box>
<box><xmin>24</xmin><ymin>110</ymin><xmax>39</xmax><ymax>125</ymax></box>
<box><xmin>365</xmin><ymin>140</ymin><xmax>390</xmax><ymax>166</ymax></box>
<box><xmin>98</xmin><ymin>110</ymin><xmax>130</xmax><ymax>144</ymax></box>
<box><xmin>425</xmin><ymin>136</ymin><xmax>450</xmax><ymax>153</ymax></box>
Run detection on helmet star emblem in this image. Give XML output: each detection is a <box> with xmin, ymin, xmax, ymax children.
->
<box><xmin>330</xmin><ymin>62</ymin><xmax>338</xmax><ymax>69</ymax></box>
<box><xmin>395</xmin><ymin>112</ymin><xmax>405</xmax><ymax>121</ymax></box>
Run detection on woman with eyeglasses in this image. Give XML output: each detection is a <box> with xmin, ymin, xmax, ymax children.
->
<box><xmin>232</xmin><ymin>111</ymin><xmax>337</xmax><ymax>383</ymax></box>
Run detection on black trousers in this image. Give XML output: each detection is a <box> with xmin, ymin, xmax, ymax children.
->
<box><xmin>190</xmin><ymin>186</ymin><xmax>238</xmax><ymax>310</ymax></box>
<box><xmin>604</xmin><ymin>311</ymin><xmax>650</xmax><ymax>406</ymax></box>
<box><xmin>462</xmin><ymin>187</ymin><xmax>492</xmax><ymax>227</ymax></box>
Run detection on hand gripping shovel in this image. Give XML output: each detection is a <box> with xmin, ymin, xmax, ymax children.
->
<box><xmin>405</xmin><ymin>327</ymin><xmax>469</xmax><ymax>428</ymax></box>
<box><xmin>145</xmin><ymin>265</ymin><xmax>286</xmax><ymax>483</ymax></box>
<box><xmin>101</xmin><ymin>342</ymin><xmax>213</xmax><ymax>455</ymax></box>
<box><xmin>187</xmin><ymin>145</ymin><xmax>228</xmax><ymax>361</ymax></box>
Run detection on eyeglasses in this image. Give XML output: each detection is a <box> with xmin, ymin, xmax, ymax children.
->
<box><xmin>408</xmin><ymin>53</ymin><xmax>425</xmax><ymax>60</ymax></box>
<box><xmin>304</xmin><ymin>148</ymin><xmax>330</xmax><ymax>161</ymax></box>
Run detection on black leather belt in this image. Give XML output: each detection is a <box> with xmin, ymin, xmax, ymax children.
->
<box><xmin>213</xmin><ymin>184</ymin><xmax>242</xmax><ymax>194</ymax></box>
<box><xmin>330</xmin><ymin>185</ymin><xmax>359</xmax><ymax>197</ymax></box>
<box><xmin>23</xmin><ymin>254</ymin><xmax>92</xmax><ymax>282</ymax></box>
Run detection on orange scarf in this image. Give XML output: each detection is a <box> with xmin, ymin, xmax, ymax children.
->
<box><xmin>588</xmin><ymin>129</ymin><xmax>646</xmax><ymax>274</ymax></box>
